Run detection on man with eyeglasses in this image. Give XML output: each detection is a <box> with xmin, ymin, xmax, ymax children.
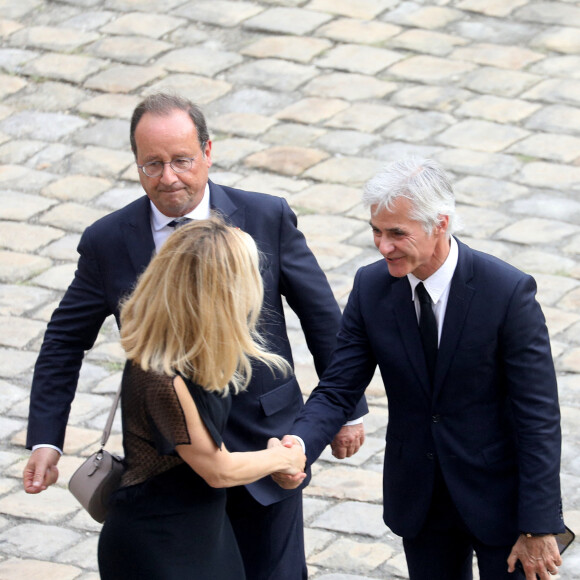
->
<box><xmin>23</xmin><ymin>92</ymin><xmax>367</xmax><ymax>580</ymax></box>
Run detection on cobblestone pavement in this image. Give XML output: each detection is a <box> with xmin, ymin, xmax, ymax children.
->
<box><xmin>0</xmin><ymin>0</ymin><xmax>579</xmax><ymax>578</ymax></box>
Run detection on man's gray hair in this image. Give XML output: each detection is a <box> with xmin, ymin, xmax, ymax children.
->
<box><xmin>362</xmin><ymin>157</ymin><xmax>459</xmax><ymax>236</ymax></box>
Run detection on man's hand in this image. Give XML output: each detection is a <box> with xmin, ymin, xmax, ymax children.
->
<box><xmin>270</xmin><ymin>435</ymin><xmax>306</xmax><ymax>490</ymax></box>
<box><xmin>22</xmin><ymin>447</ymin><xmax>60</xmax><ymax>493</ymax></box>
<box><xmin>330</xmin><ymin>423</ymin><xmax>365</xmax><ymax>459</ymax></box>
<box><xmin>507</xmin><ymin>534</ymin><xmax>561</xmax><ymax>579</ymax></box>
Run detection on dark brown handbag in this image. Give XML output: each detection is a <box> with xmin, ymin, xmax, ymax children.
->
<box><xmin>68</xmin><ymin>382</ymin><xmax>125</xmax><ymax>523</ymax></box>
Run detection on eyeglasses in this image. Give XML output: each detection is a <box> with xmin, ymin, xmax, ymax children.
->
<box><xmin>137</xmin><ymin>155</ymin><xmax>199</xmax><ymax>178</ymax></box>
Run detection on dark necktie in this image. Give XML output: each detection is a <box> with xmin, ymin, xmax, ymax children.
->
<box><xmin>416</xmin><ymin>282</ymin><xmax>438</xmax><ymax>382</ymax></box>
<box><xmin>167</xmin><ymin>217</ymin><xmax>192</xmax><ymax>229</ymax></box>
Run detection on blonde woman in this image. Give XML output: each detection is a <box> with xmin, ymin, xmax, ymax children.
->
<box><xmin>98</xmin><ymin>217</ymin><xmax>306</xmax><ymax>580</ymax></box>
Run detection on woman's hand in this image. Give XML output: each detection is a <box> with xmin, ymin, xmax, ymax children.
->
<box><xmin>268</xmin><ymin>437</ymin><xmax>307</xmax><ymax>488</ymax></box>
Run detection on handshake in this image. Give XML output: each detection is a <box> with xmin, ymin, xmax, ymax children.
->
<box><xmin>267</xmin><ymin>436</ymin><xmax>307</xmax><ymax>490</ymax></box>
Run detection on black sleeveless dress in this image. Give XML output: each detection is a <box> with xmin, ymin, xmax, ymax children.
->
<box><xmin>98</xmin><ymin>363</ymin><xmax>245</xmax><ymax>579</ymax></box>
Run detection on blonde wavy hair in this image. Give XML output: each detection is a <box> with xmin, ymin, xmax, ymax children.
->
<box><xmin>120</xmin><ymin>216</ymin><xmax>289</xmax><ymax>395</ymax></box>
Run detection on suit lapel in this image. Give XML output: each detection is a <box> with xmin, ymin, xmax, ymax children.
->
<box><xmin>121</xmin><ymin>196</ymin><xmax>155</xmax><ymax>274</ymax></box>
<box><xmin>433</xmin><ymin>239</ymin><xmax>475</xmax><ymax>398</ymax></box>
<box><xmin>392</xmin><ymin>276</ymin><xmax>433</xmax><ymax>398</ymax></box>
<box><xmin>209</xmin><ymin>180</ymin><xmax>245</xmax><ymax>229</ymax></box>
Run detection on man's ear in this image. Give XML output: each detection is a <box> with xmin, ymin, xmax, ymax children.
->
<box><xmin>436</xmin><ymin>214</ymin><xmax>449</xmax><ymax>235</ymax></box>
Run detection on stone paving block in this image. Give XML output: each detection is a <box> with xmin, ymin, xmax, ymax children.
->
<box><xmin>304</xmin><ymin>156</ymin><xmax>383</xmax><ymax>186</ymax></box>
<box><xmin>314</xmin><ymin>130</ymin><xmax>379</xmax><ymax>156</ymax></box>
<box><xmin>235</xmin><ymin>172</ymin><xmax>310</xmax><ymax>197</ymax></box>
<box><xmin>0</xmin><ymin>283</ymin><xmax>54</xmax><ymax>316</ymax></box>
<box><xmin>100</xmin><ymin>12</ymin><xmax>185</xmax><ymax>38</ymax></box>
<box><xmin>304</xmin><ymin>527</ymin><xmax>334</xmax><ymax>559</ymax></box>
<box><xmin>0</xmin><ymin>523</ymin><xmax>81</xmax><ymax>559</ymax></box>
<box><xmin>4</xmin><ymin>80</ymin><xmax>87</xmax><ymax>112</ymax></box>
<box><xmin>107</xmin><ymin>0</ymin><xmax>184</xmax><ymax>10</ymax></box>
<box><xmin>563</xmin><ymin>234</ymin><xmax>580</xmax><ymax>256</ymax></box>
<box><xmin>38</xmin><ymin>202</ymin><xmax>108</xmax><ymax>234</ymax></box>
<box><xmin>67</xmin><ymin>146</ymin><xmax>134</xmax><ymax>178</ymax></box>
<box><xmin>0</xmin><ymin>251</ymin><xmax>52</xmax><ymax>284</ymax></box>
<box><xmin>309</xmin><ymin>536</ymin><xmax>393</xmax><ymax>573</ymax></box>
<box><xmin>0</xmin><ymin>416</ymin><xmax>22</xmax><ymax>438</ymax></box>
<box><xmin>0</xmin><ymin>139</ymin><xmax>46</xmax><ymax>164</ymax></box>
<box><xmin>298</xmin><ymin>215</ymin><xmax>366</xmax><ymax>244</ymax></box>
<box><xmin>0</xmin><ymin>558</ymin><xmax>81</xmax><ymax>580</ymax></box>
<box><xmin>21</xmin><ymin>52</ymin><xmax>107</xmax><ymax>83</ymax></box>
<box><xmin>276</xmin><ymin>98</ymin><xmax>350</xmax><ymax>125</ymax></box>
<box><xmin>307</xmin><ymin>465</ymin><xmax>383</xmax><ymax>501</ymax></box>
<box><xmin>292</xmin><ymin>183</ymin><xmax>361</xmax><ymax>213</ymax></box>
<box><xmin>212</xmin><ymin>137</ymin><xmax>266</xmax><ymax>169</ymax></box>
<box><xmin>535</xmin><ymin>274</ymin><xmax>580</xmax><ymax>308</ymax></box>
<box><xmin>157</xmin><ymin>47</ymin><xmax>243</xmax><ymax>77</ymax></box>
<box><xmin>241</xmin><ymin>35</ymin><xmax>331</xmax><ymax>64</ymax></box>
<box><xmin>210</xmin><ymin>112</ymin><xmax>277</xmax><ymax>138</ymax></box>
<box><xmin>508</xmin><ymin>250</ymin><xmax>577</xmax><ymax>277</ymax></box>
<box><xmin>94</xmin><ymin>186</ymin><xmax>146</xmax><ymax>211</ymax></box>
<box><xmin>514</xmin><ymin>2</ymin><xmax>580</xmax><ymax>27</ymax></box>
<box><xmin>0</xmin><ymin>111</ymin><xmax>87</xmax><ymax>141</ymax></box>
<box><xmin>316</xmin><ymin>17</ymin><xmax>401</xmax><ymax>44</ymax></box>
<box><xmin>304</xmin><ymin>72</ymin><xmax>397</xmax><ymax>101</ymax></box>
<box><xmin>530</xmin><ymin>55</ymin><xmax>580</xmax><ymax>80</ymax></box>
<box><xmin>147</xmin><ymin>74</ymin><xmax>232</xmax><ymax>105</ymax></box>
<box><xmin>518</xmin><ymin>162</ymin><xmax>580</xmax><ymax>191</ymax></box>
<box><xmin>84</xmin><ymin>64</ymin><xmax>165</xmax><ymax>93</ymax></box>
<box><xmin>531</xmin><ymin>27</ymin><xmax>580</xmax><ymax>55</ymax></box>
<box><xmin>8</xmin><ymin>25</ymin><xmax>99</xmax><ymax>52</ymax></box>
<box><xmin>311</xmin><ymin>500</ymin><xmax>385</xmax><ymax>537</ymax></box>
<box><xmin>459</xmin><ymin>206</ymin><xmax>512</xmax><ymax>239</ymax></box>
<box><xmin>388</xmin><ymin>55</ymin><xmax>477</xmax><ymax>84</ymax></box>
<box><xmin>40</xmin><ymin>234</ymin><xmax>81</xmax><ymax>262</ymax></box>
<box><xmin>436</xmin><ymin>120</ymin><xmax>529</xmax><ymax>153</ymax></box>
<box><xmin>450</xmin><ymin>43</ymin><xmax>544</xmax><ymax>70</ymax></box>
<box><xmin>459</xmin><ymin>67</ymin><xmax>542</xmax><ymax>98</ymax></box>
<box><xmin>29</xmin><ymin>143</ymin><xmax>77</xmax><ymax>173</ymax></box>
<box><xmin>308</xmin><ymin>0</ymin><xmax>395</xmax><ymax>19</ymax></box>
<box><xmin>307</xmin><ymin>241</ymin><xmax>364</xmax><ymax>271</ymax></box>
<box><xmin>263</xmin><ymin>122</ymin><xmax>326</xmax><ymax>146</ymax></box>
<box><xmin>525</xmin><ymin>105</ymin><xmax>580</xmax><ymax>136</ymax></box>
<box><xmin>88</xmin><ymin>35</ymin><xmax>172</xmax><ymax>65</ymax></box>
<box><xmin>385</xmin><ymin>4</ymin><xmax>463</xmax><ymax>29</ymax></box>
<box><xmin>0</xmin><ymin>73</ymin><xmax>26</xmax><ymax>99</ymax></box>
<box><xmin>383</xmin><ymin>111</ymin><xmax>456</xmax><ymax>143</ymax></box>
<box><xmin>0</xmin><ymin>315</ymin><xmax>46</xmax><ymax>348</ymax></box>
<box><xmin>325</xmin><ymin>103</ymin><xmax>401</xmax><ymax>133</ymax></box>
<box><xmin>61</xmin><ymin>10</ymin><xmax>116</xmax><ymax>30</ymax></box>
<box><xmin>508</xmin><ymin>134</ymin><xmax>580</xmax><ymax>164</ymax></box>
<box><xmin>316</xmin><ymin>44</ymin><xmax>403</xmax><ymax>75</ymax></box>
<box><xmin>390</xmin><ymin>85</ymin><xmax>473</xmax><ymax>113</ymax></box>
<box><xmin>0</xmin><ymin>18</ymin><xmax>23</xmax><ymax>37</ymax></box>
<box><xmin>207</xmin><ymin>87</ymin><xmax>294</xmax><ymax>117</ymax></box>
<box><xmin>244</xmin><ymin>145</ymin><xmax>328</xmax><ymax>176</ymax></box>
<box><xmin>57</xmin><ymin>535</ymin><xmax>99</xmax><ymax>570</ymax></box>
<box><xmin>227</xmin><ymin>58</ymin><xmax>317</xmax><ymax>93</ymax></box>
<box><xmin>454</xmin><ymin>176</ymin><xmax>529</xmax><ymax>208</ymax></box>
<box><xmin>455</xmin><ymin>95</ymin><xmax>541</xmax><ymax>124</ymax></box>
<box><xmin>497</xmin><ymin>218</ymin><xmax>579</xmax><ymax>246</ymax></box>
<box><xmin>373</xmin><ymin>142</ymin><xmax>446</xmax><ymax>165</ymax></box>
<box><xmin>73</xmin><ymin>119</ymin><xmax>130</xmax><ymax>151</ymax></box>
<box><xmin>523</xmin><ymin>79</ymin><xmax>580</xmax><ymax>107</ymax></box>
<box><xmin>388</xmin><ymin>28</ymin><xmax>468</xmax><ymax>56</ymax></box>
<box><xmin>31</xmin><ymin>263</ymin><xmax>77</xmax><ymax>292</ymax></box>
<box><xmin>435</xmin><ymin>149</ymin><xmax>522</xmax><ymax>179</ymax></box>
<box><xmin>243</xmin><ymin>7</ymin><xmax>332</xmax><ymax>35</ymax></box>
<box><xmin>0</xmin><ymin>346</ymin><xmax>37</xmax><ymax>378</ymax></box>
<box><xmin>456</xmin><ymin>0</ymin><xmax>529</xmax><ymax>17</ymax></box>
<box><xmin>559</xmin><ymin>348</ymin><xmax>580</xmax><ymax>374</ymax></box>
<box><xmin>78</xmin><ymin>93</ymin><xmax>141</xmax><ymax>120</ymax></box>
<box><xmin>0</xmin><ymin>47</ymin><xmax>38</xmax><ymax>72</ymax></box>
<box><xmin>0</xmin><ymin>222</ymin><xmax>63</xmax><ymax>253</ymax></box>
<box><xmin>177</xmin><ymin>0</ymin><xmax>264</xmax><ymax>27</ymax></box>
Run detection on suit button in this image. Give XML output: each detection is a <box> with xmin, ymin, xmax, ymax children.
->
<box><xmin>426</xmin><ymin>452</ymin><xmax>434</xmax><ymax>460</ymax></box>
<box><xmin>432</xmin><ymin>414</ymin><xmax>440</xmax><ymax>423</ymax></box>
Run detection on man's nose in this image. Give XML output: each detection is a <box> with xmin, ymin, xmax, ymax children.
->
<box><xmin>378</xmin><ymin>237</ymin><xmax>394</xmax><ymax>256</ymax></box>
<box><xmin>159</xmin><ymin>163</ymin><xmax>179</xmax><ymax>183</ymax></box>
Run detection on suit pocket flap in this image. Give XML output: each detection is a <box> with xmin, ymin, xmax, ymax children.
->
<box><xmin>259</xmin><ymin>377</ymin><xmax>300</xmax><ymax>417</ymax></box>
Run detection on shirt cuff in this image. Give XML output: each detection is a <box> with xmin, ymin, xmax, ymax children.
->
<box><xmin>32</xmin><ymin>444</ymin><xmax>63</xmax><ymax>455</ymax></box>
<box><xmin>344</xmin><ymin>416</ymin><xmax>365</xmax><ymax>426</ymax></box>
<box><xmin>289</xmin><ymin>435</ymin><xmax>305</xmax><ymax>453</ymax></box>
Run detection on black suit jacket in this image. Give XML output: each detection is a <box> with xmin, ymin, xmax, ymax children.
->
<box><xmin>292</xmin><ymin>239</ymin><xmax>563</xmax><ymax>542</ymax></box>
<box><xmin>27</xmin><ymin>180</ymin><xmax>367</xmax><ymax>505</ymax></box>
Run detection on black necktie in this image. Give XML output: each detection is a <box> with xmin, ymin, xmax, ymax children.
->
<box><xmin>416</xmin><ymin>282</ymin><xmax>438</xmax><ymax>382</ymax></box>
<box><xmin>167</xmin><ymin>217</ymin><xmax>192</xmax><ymax>229</ymax></box>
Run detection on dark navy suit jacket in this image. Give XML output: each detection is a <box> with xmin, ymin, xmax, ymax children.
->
<box><xmin>292</xmin><ymin>238</ymin><xmax>563</xmax><ymax>543</ymax></box>
<box><xmin>27</xmin><ymin>180</ymin><xmax>367</xmax><ymax>506</ymax></box>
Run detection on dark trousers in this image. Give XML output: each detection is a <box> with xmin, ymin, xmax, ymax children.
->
<box><xmin>403</xmin><ymin>466</ymin><xmax>524</xmax><ymax>580</ymax></box>
<box><xmin>226</xmin><ymin>485</ymin><xmax>307</xmax><ymax>580</ymax></box>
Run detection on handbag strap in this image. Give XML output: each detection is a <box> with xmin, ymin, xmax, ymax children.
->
<box><xmin>100</xmin><ymin>381</ymin><xmax>122</xmax><ymax>448</ymax></box>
